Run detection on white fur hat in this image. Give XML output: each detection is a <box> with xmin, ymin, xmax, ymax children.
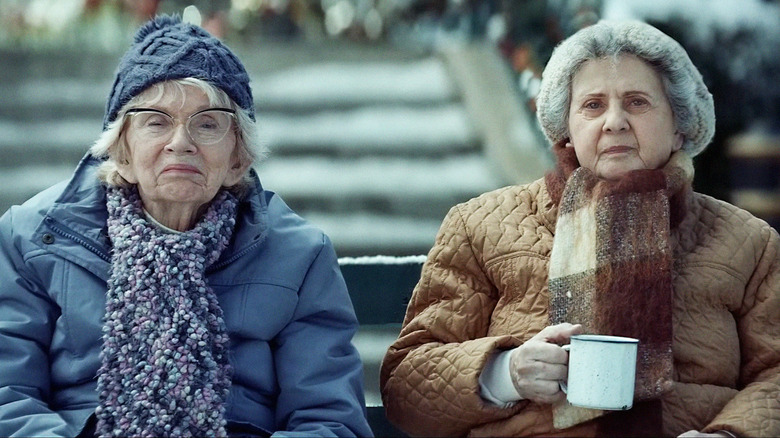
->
<box><xmin>536</xmin><ymin>20</ymin><xmax>715</xmax><ymax>157</ymax></box>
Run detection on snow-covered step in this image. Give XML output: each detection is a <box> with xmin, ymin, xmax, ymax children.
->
<box><xmin>0</xmin><ymin>119</ymin><xmax>98</xmax><ymax>167</ymax></box>
<box><xmin>256</xmin><ymin>154</ymin><xmax>502</xmax><ymax>207</ymax></box>
<box><xmin>0</xmin><ymin>79</ymin><xmax>110</xmax><ymax>118</ymax></box>
<box><xmin>260</xmin><ymin>104</ymin><xmax>478</xmax><ymax>155</ymax></box>
<box><xmin>352</xmin><ymin>325</ymin><xmax>404</xmax><ymax>406</ymax></box>
<box><xmin>304</xmin><ymin>211</ymin><xmax>444</xmax><ymax>256</ymax></box>
<box><xmin>0</xmin><ymin>164</ymin><xmax>75</xmax><ymax>214</ymax></box>
<box><xmin>254</xmin><ymin>58</ymin><xmax>457</xmax><ymax>110</ymax></box>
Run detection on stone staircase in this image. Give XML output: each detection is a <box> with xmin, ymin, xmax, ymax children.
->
<box><xmin>0</xmin><ymin>41</ymin><xmax>549</xmax><ymax>257</ymax></box>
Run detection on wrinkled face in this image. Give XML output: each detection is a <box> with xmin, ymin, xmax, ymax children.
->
<box><xmin>118</xmin><ymin>84</ymin><xmax>245</xmax><ymax>211</ymax></box>
<box><xmin>567</xmin><ymin>54</ymin><xmax>683</xmax><ymax>180</ymax></box>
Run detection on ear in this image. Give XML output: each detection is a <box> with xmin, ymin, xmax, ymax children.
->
<box><xmin>114</xmin><ymin>135</ymin><xmax>138</xmax><ymax>184</ymax></box>
<box><xmin>672</xmin><ymin>132</ymin><xmax>684</xmax><ymax>152</ymax></box>
<box><xmin>224</xmin><ymin>156</ymin><xmax>250</xmax><ymax>187</ymax></box>
<box><xmin>116</xmin><ymin>158</ymin><xmax>138</xmax><ymax>184</ymax></box>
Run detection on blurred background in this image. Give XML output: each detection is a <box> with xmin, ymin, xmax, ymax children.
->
<box><xmin>1</xmin><ymin>0</ymin><xmax>779</xmax><ymax>258</ymax></box>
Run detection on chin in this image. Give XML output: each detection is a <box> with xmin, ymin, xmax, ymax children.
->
<box><xmin>596</xmin><ymin>160</ymin><xmax>647</xmax><ymax>181</ymax></box>
<box><xmin>597</xmin><ymin>167</ymin><xmax>635</xmax><ymax>181</ymax></box>
<box><xmin>159</xmin><ymin>187</ymin><xmax>212</xmax><ymax>205</ymax></box>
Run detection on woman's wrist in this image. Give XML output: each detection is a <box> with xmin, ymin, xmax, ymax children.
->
<box><xmin>479</xmin><ymin>348</ymin><xmax>523</xmax><ymax>405</ymax></box>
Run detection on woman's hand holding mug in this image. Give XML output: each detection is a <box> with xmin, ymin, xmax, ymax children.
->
<box><xmin>509</xmin><ymin>323</ymin><xmax>583</xmax><ymax>404</ymax></box>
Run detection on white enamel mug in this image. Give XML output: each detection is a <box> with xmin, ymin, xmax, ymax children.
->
<box><xmin>560</xmin><ymin>334</ymin><xmax>638</xmax><ymax>410</ymax></box>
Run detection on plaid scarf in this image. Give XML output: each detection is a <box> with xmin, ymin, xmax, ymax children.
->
<box><xmin>544</xmin><ymin>142</ymin><xmax>693</xmax><ymax>430</ymax></box>
<box><xmin>96</xmin><ymin>186</ymin><xmax>237</xmax><ymax>437</ymax></box>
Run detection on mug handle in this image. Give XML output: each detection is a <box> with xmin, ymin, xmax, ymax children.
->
<box><xmin>559</xmin><ymin>344</ymin><xmax>571</xmax><ymax>393</ymax></box>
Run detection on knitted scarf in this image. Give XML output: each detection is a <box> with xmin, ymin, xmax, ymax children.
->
<box><xmin>545</xmin><ymin>142</ymin><xmax>693</xmax><ymax>430</ymax></box>
<box><xmin>96</xmin><ymin>186</ymin><xmax>237</xmax><ymax>437</ymax></box>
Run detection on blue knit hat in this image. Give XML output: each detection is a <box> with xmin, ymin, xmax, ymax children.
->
<box><xmin>103</xmin><ymin>15</ymin><xmax>254</xmax><ymax>130</ymax></box>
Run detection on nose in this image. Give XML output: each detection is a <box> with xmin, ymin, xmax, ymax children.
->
<box><xmin>602</xmin><ymin>105</ymin><xmax>629</xmax><ymax>133</ymax></box>
<box><xmin>164</xmin><ymin>123</ymin><xmax>197</xmax><ymax>154</ymax></box>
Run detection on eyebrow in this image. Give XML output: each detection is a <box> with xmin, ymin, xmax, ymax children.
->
<box><xmin>622</xmin><ymin>90</ymin><xmax>653</xmax><ymax>98</ymax></box>
<box><xmin>574</xmin><ymin>90</ymin><xmax>654</xmax><ymax>101</ymax></box>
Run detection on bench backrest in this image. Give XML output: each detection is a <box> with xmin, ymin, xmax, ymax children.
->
<box><xmin>340</xmin><ymin>255</ymin><xmax>424</xmax><ymax>324</ymax></box>
<box><xmin>340</xmin><ymin>255</ymin><xmax>425</xmax><ymax>438</ymax></box>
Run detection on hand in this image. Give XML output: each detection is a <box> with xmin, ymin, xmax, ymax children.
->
<box><xmin>678</xmin><ymin>431</ymin><xmax>735</xmax><ymax>438</ymax></box>
<box><xmin>509</xmin><ymin>323</ymin><xmax>583</xmax><ymax>404</ymax></box>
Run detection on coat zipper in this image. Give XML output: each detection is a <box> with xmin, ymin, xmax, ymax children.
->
<box><xmin>44</xmin><ymin>217</ymin><xmax>263</xmax><ymax>272</ymax></box>
<box><xmin>44</xmin><ymin>217</ymin><xmax>111</xmax><ymax>263</ymax></box>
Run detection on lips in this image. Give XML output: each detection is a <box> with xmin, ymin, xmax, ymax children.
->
<box><xmin>602</xmin><ymin>145</ymin><xmax>635</xmax><ymax>154</ymax></box>
<box><xmin>162</xmin><ymin>164</ymin><xmax>201</xmax><ymax>174</ymax></box>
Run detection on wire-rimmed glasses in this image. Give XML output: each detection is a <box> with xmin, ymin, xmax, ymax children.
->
<box><xmin>124</xmin><ymin>107</ymin><xmax>237</xmax><ymax>145</ymax></box>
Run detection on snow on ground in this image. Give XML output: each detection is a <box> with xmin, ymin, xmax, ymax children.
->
<box><xmin>306</xmin><ymin>210</ymin><xmax>443</xmax><ymax>251</ymax></box>
<box><xmin>254</xmin><ymin>58</ymin><xmax>457</xmax><ymax>107</ymax></box>
<box><xmin>255</xmin><ymin>154</ymin><xmax>501</xmax><ymax>199</ymax></box>
<box><xmin>258</xmin><ymin>104</ymin><xmax>477</xmax><ymax>153</ymax></box>
<box><xmin>0</xmin><ymin>119</ymin><xmax>100</xmax><ymax>150</ymax></box>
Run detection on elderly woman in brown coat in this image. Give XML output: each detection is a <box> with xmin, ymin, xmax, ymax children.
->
<box><xmin>380</xmin><ymin>20</ymin><xmax>779</xmax><ymax>437</ymax></box>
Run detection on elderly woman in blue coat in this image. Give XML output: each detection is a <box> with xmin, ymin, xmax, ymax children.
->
<box><xmin>0</xmin><ymin>15</ymin><xmax>372</xmax><ymax>438</ymax></box>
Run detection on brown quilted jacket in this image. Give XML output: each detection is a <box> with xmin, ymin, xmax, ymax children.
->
<box><xmin>380</xmin><ymin>178</ymin><xmax>780</xmax><ymax>437</ymax></box>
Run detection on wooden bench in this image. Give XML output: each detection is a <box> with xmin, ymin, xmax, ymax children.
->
<box><xmin>340</xmin><ymin>255</ymin><xmax>424</xmax><ymax>437</ymax></box>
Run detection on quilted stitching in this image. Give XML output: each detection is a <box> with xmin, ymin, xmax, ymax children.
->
<box><xmin>380</xmin><ymin>179</ymin><xmax>780</xmax><ymax>437</ymax></box>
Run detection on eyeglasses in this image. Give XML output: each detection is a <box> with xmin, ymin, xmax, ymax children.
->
<box><xmin>124</xmin><ymin>107</ymin><xmax>237</xmax><ymax>145</ymax></box>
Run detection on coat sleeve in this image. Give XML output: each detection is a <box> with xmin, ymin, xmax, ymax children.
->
<box><xmin>379</xmin><ymin>205</ymin><xmax>527</xmax><ymax>437</ymax></box>
<box><xmin>0</xmin><ymin>210</ymin><xmax>77</xmax><ymax>437</ymax></box>
<box><xmin>703</xmin><ymin>224</ymin><xmax>780</xmax><ymax>437</ymax></box>
<box><xmin>270</xmin><ymin>234</ymin><xmax>373</xmax><ymax>438</ymax></box>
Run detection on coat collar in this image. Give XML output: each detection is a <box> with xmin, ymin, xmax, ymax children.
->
<box><xmin>543</xmin><ymin>140</ymin><xmax>693</xmax><ymax>230</ymax></box>
<box><xmin>35</xmin><ymin>153</ymin><xmax>270</xmax><ymax>280</ymax></box>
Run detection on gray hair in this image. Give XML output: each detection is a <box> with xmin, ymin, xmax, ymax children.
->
<box><xmin>90</xmin><ymin>78</ymin><xmax>266</xmax><ymax>196</ymax></box>
<box><xmin>535</xmin><ymin>20</ymin><xmax>715</xmax><ymax>157</ymax></box>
